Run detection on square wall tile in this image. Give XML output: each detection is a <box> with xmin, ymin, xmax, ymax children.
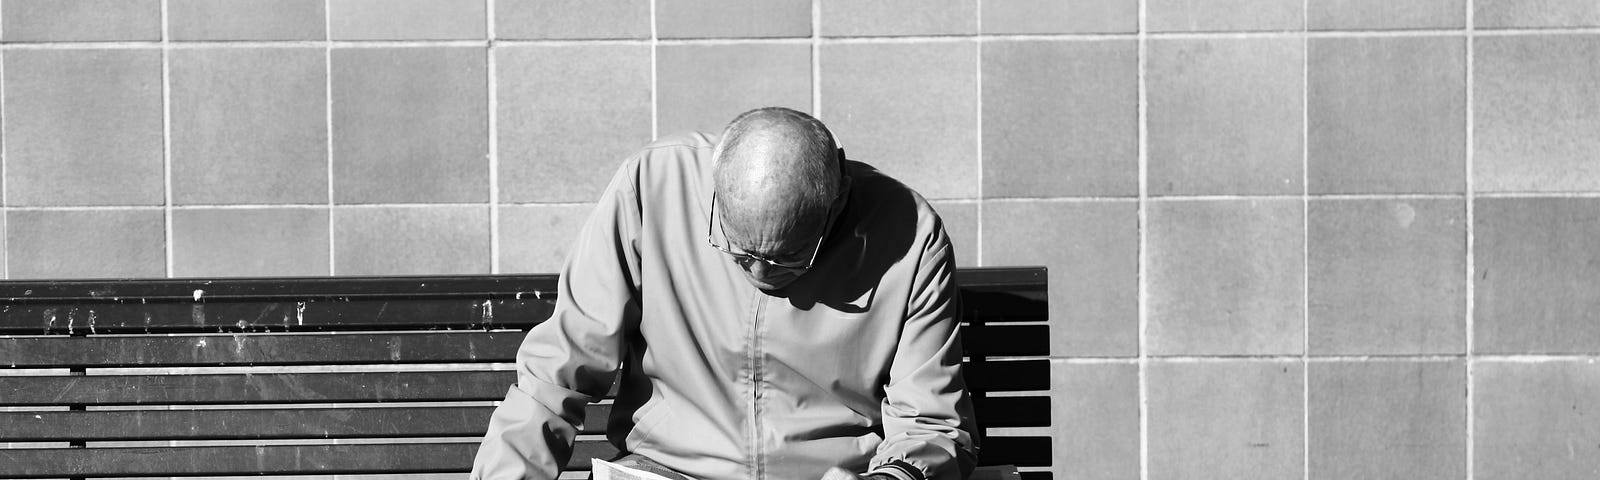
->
<box><xmin>1476</xmin><ymin>0</ymin><xmax>1600</xmax><ymax>28</ymax></box>
<box><xmin>1148</xmin><ymin>38</ymin><xmax>1304</xmax><ymax>196</ymax></box>
<box><xmin>929</xmin><ymin>201</ymin><xmax>977</xmax><ymax>268</ymax></box>
<box><xmin>1148</xmin><ymin>200</ymin><xmax>1304</xmax><ymax>355</ymax></box>
<box><xmin>1308</xmin><ymin>199</ymin><xmax>1465</xmax><ymax>355</ymax></box>
<box><xmin>331</xmin><ymin>47</ymin><xmax>488</xmax><ymax>204</ymax></box>
<box><xmin>1475</xmin><ymin>35</ymin><xmax>1600</xmax><ymax>193</ymax></box>
<box><xmin>171</xmin><ymin>48</ymin><xmax>328</xmax><ymax>205</ymax></box>
<box><xmin>820</xmin><ymin>0</ymin><xmax>975</xmax><ymax>36</ymax></box>
<box><xmin>329</xmin><ymin>0</ymin><xmax>486</xmax><ymax>40</ymax></box>
<box><xmin>983</xmin><ymin>40</ymin><xmax>1138</xmax><ymax>198</ymax></box>
<box><xmin>1049</xmin><ymin>362</ymin><xmax>1140</xmax><ymax>480</ymax></box>
<box><xmin>1309</xmin><ymin>0</ymin><xmax>1463</xmax><ymax>30</ymax></box>
<box><xmin>656</xmin><ymin>43</ymin><xmax>812</xmax><ymax>136</ymax></box>
<box><xmin>1309</xmin><ymin>360</ymin><xmax>1466</xmax><ymax>480</ymax></box>
<box><xmin>657</xmin><ymin>0</ymin><xmax>810</xmax><ymax>38</ymax></box>
<box><xmin>169</xmin><ymin>0</ymin><xmax>326</xmax><ymax>41</ymax></box>
<box><xmin>173</xmin><ymin>208</ymin><xmax>330</xmax><ymax>277</ymax></box>
<box><xmin>334</xmin><ymin>207</ymin><xmax>489</xmax><ymax>275</ymax></box>
<box><xmin>1309</xmin><ymin>36</ymin><xmax>1466</xmax><ymax>194</ymax></box>
<box><xmin>1149</xmin><ymin>361</ymin><xmax>1303</xmax><ymax>480</ymax></box>
<box><xmin>495</xmin><ymin>0</ymin><xmax>648</xmax><ymax>39</ymax></box>
<box><xmin>821</xmin><ymin>42</ymin><xmax>978</xmax><ymax>200</ymax></box>
<box><xmin>1</xmin><ymin>0</ymin><xmax>161</xmax><ymax>42</ymax></box>
<box><xmin>984</xmin><ymin>201</ymin><xmax>1137</xmax><ymax>357</ymax></box>
<box><xmin>1147</xmin><ymin>0</ymin><xmax>1303</xmax><ymax>32</ymax></box>
<box><xmin>499</xmin><ymin>204</ymin><xmax>594</xmax><ymax>274</ymax></box>
<box><xmin>6</xmin><ymin>210</ymin><xmax>164</xmax><ymax>279</ymax></box>
<box><xmin>1476</xmin><ymin>361</ymin><xmax>1600</xmax><ymax>480</ymax></box>
<box><xmin>1475</xmin><ymin>198</ymin><xmax>1600</xmax><ymax>354</ymax></box>
<box><xmin>981</xmin><ymin>0</ymin><xmax>1137</xmax><ymax>34</ymax></box>
<box><xmin>4</xmin><ymin>49</ymin><xmax>164</xmax><ymax>206</ymax></box>
<box><xmin>498</xmin><ymin>45</ymin><xmax>651</xmax><ymax>203</ymax></box>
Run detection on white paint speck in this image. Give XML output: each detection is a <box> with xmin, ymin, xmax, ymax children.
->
<box><xmin>1393</xmin><ymin>202</ymin><xmax>1417</xmax><ymax>229</ymax></box>
<box><xmin>193</xmin><ymin>289</ymin><xmax>205</xmax><ymax>301</ymax></box>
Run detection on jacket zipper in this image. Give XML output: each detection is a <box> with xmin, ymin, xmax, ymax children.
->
<box><xmin>748</xmin><ymin>292</ymin><xmax>767</xmax><ymax>480</ymax></box>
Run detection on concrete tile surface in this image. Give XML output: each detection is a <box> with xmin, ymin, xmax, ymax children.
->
<box><xmin>1148</xmin><ymin>38</ymin><xmax>1304</xmax><ymax>196</ymax></box>
<box><xmin>497</xmin><ymin>44</ymin><xmax>652</xmax><ymax>203</ymax></box>
<box><xmin>1148</xmin><ymin>199</ymin><xmax>1305</xmax><ymax>355</ymax></box>
<box><xmin>170</xmin><ymin>48</ymin><xmax>329</xmax><ymax>205</ymax></box>
<box><xmin>333</xmin><ymin>207</ymin><xmax>490</xmax><ymax>275</ymax></box>
<box><xmin>173</xmin><ymin>208</ymin><xmax>330</xmax><ymax>277</ymax></box>
<box><xmin>4</xmin><ymin>49</ymin><xmax>165</xmax><ymax>206</ymax></box>
<box><xmin>330</xmin><ymin>47</ymin><xmax>489</xmax><ymax>204</ymax></box>
<box><xmin>983</xmin><ymin>40</ymin><xmax>1138</xmax><ymax>198</ymax></box>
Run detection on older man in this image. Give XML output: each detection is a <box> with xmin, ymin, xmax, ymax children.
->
<box><xmin>472</xmin><ymin>107</ymin><xmax>976</xmax><ymax>480</ymax></box>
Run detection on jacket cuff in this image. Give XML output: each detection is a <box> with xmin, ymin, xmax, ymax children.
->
<box><xmin>868</xmin><ymin>460</ymin><xmax>925</xmax><ymax>480</ymax></box>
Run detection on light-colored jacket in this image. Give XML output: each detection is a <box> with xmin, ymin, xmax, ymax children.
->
<box><xmin>472</xmin><ymin>132</ymin><xmax>977</xmax><ymax>480</ymax></box>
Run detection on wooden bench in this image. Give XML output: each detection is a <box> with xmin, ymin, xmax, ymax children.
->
<box><xmin>0</xmin><ymin>267</ymin><xmax>1049</xmax><ymax>479</ymax></box>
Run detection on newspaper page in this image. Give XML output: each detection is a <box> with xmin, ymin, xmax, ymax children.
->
<box><xmin>592</xmin><ymin>458</ymin><xmax>689</xmax><ymax>480</ymax></box>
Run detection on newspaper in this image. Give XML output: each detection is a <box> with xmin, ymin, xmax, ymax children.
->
<box><xmin>592</xmin><ymin>458</ymin><xmax>691</xmax><ymax>480</ymax></box>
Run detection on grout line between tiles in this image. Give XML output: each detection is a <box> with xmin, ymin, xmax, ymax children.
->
<box><xmin>3</xmin><ymin>26</ymin><xmax>1598</xmax><ymax>51</ymax></box>
<box><xmin>325</xmin><ymin>0</ymin><xmax>336</xmax><ymax>276</ymax></box>
<box><xmin>161</xmin><ymin>0</ymin><xmax>174</xmax><ymax>279</ymax></box>
<box><xmin>1464</xmin><ymin>1</ymin><xmax>1477</xmax><ymax>478</ymax></box>
<box><xmin>1046</xmin><ymin>354</ymin><xmax>1600</xmax><ymax>362</ymax></box>
<box><xmin>487</xmin><ymin>0</ymin><xmax>500</xmax><ymax>274</ymax></box>
<box><xmin>1473</xmin><ymin>191</ymin><xmax>1600</xmax><ymax>198</ymax></box>
<box><xmin>1136</xmin><ymin>0</ymin><xmax>1150</xmax><ymax>478</ymax></box>
<box><xmin>1</xmin><ymin>31</ymin><xmax>7</xmax><ymax>280</ymax></box>
<box><xmin>974</xmin><ymin>0</ymin><xmax>983</xmax><ymax>268</ymax></box>
<box><xmin>649</xmin><ymin>0</ymin><xmax>658</xmax><ymax>140</ymax></box>
<box><xmin>1300</xmin><ymin>1</ymin><xmax>1312</xmax><ymax>478</ymax></box>
<box><xmin>6</xmin><ymin>202</ymin><xmax>599</xmax><ymax>211</ymax></box>
<box><xmin>811</xmin><ymin>0</ymin><xmax>821</xmax><ymax>121</ymax></box>
<box><xmin>21</xmin><ymin>191</ymin><xmax>1599</xmax><ymax>212</ymax></box>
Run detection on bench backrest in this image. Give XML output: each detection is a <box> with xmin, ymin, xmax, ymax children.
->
<box><xmin>0</xmin><ymin>267</ymin><xmax>1049</xmax><ymax>479</ymax></box>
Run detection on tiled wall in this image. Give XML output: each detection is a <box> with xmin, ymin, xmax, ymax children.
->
<box><xmin>2</xmin><ymin>0</ymin><xmax>1598</xmax><ymax>479</ymax></box>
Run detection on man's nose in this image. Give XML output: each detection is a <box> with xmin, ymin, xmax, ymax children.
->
<box><xmin>746</xmin><ymin>260</ymin><xmax>776</xmax><ymax>278</ymax></box>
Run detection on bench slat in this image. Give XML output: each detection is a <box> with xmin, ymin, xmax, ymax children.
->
<box><xmin>0</xmin><ymin>405</ymin><xmax>620</xmax><ymax>441</ymax></box>
<box><xmin>0</xmin><ymin>441</ymin><xmax>618</xmax><ymax>477</ymax></box>
<box><xmin>0</xmin><ymin>268</ymin><xmax>1047</xmax><ymax>333</ymax></box>
<box><xmin>973</xmin><ymin>396</ymin><xmax>1051</xmax><ymax>428</ymax></box>
<box><xmin>0</xmin><ymin>325</ymin><xmax>1045</xmax><ymax>368</ymax></box>
<box><xmin>0</xmin><ymin>331</ymin><xmax>525</xmax><ymax>367</ymax></box>
<box><xmin>0</xmin><ymin>437</ymin><xmax>1040</xmax><ymax>477</ymax></box>
<box><xmin>0</xmin><ymin>275</ymin><xmax>560</xmax><ymax>302</ymax></box>
<box><xmin>0</xmin><ymin>371</ymin><xmax>513</xmax><ymax>406</ymax></box>
<box><xmin>977</xmin><ymin>436</ymin><xmax>1053</xmax><ymax>467</ymax></box>
<box><xmin>0</xmin><ymin>268</ymin><xmax>1040</xmax><ymax>301</ymax></box>
<box><xmin>0</xmin><ymin>362</ymin><xmax>1048</xmax><ymax>406</ymax></box>
<box><xmin>964</xmin><ymin>360</ymin><xmax>1051</xmax><ymax>392</ymax></box>
<box><xmin>0</xmin><ymin>398</ymin><xmax>1055</xmax><ymax>442</ymax></box>
<box><xmin>0</xmin><ymin>299</ymin><xmax>553</xmax><ymax>334</ymax></box>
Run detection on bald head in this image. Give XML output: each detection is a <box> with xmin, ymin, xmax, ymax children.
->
<box><xmin>712</xmin><ymin>107</ymin><xmax>843</xmax><ymax>264</ymax></box>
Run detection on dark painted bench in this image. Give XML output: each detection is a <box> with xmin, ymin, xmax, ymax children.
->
<box><xmin>0</xmin><ymin>267</ymin><xmax>1050</xmax><ymax>479</ymax></box>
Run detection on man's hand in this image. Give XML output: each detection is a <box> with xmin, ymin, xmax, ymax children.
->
<box><xmin>819</xmin><ymin>467</ymin><xmax>895</xmax><ymax>480</ymax></box>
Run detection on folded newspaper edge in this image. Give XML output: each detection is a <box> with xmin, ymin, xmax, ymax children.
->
<box><xmin>592</xmin><ymin>458</ymin><xmax>691</xmax><ymax>480</ymax></box>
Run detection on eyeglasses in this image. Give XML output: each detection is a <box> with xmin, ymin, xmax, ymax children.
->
<box><xmin>707</xmin><ymin>192</ymin><xmax>834</xmax><ymax>271</ymax></box>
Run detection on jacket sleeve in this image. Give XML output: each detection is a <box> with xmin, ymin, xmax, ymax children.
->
<box><xmin>471</xmin><ymin>159</ymin><xmax>645</xmax><ymax>480</ymax></box>
<box><xmin>867</xmin><ymin>223</ymin><xmax>979</xmax><ymax>480</ymax></box>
